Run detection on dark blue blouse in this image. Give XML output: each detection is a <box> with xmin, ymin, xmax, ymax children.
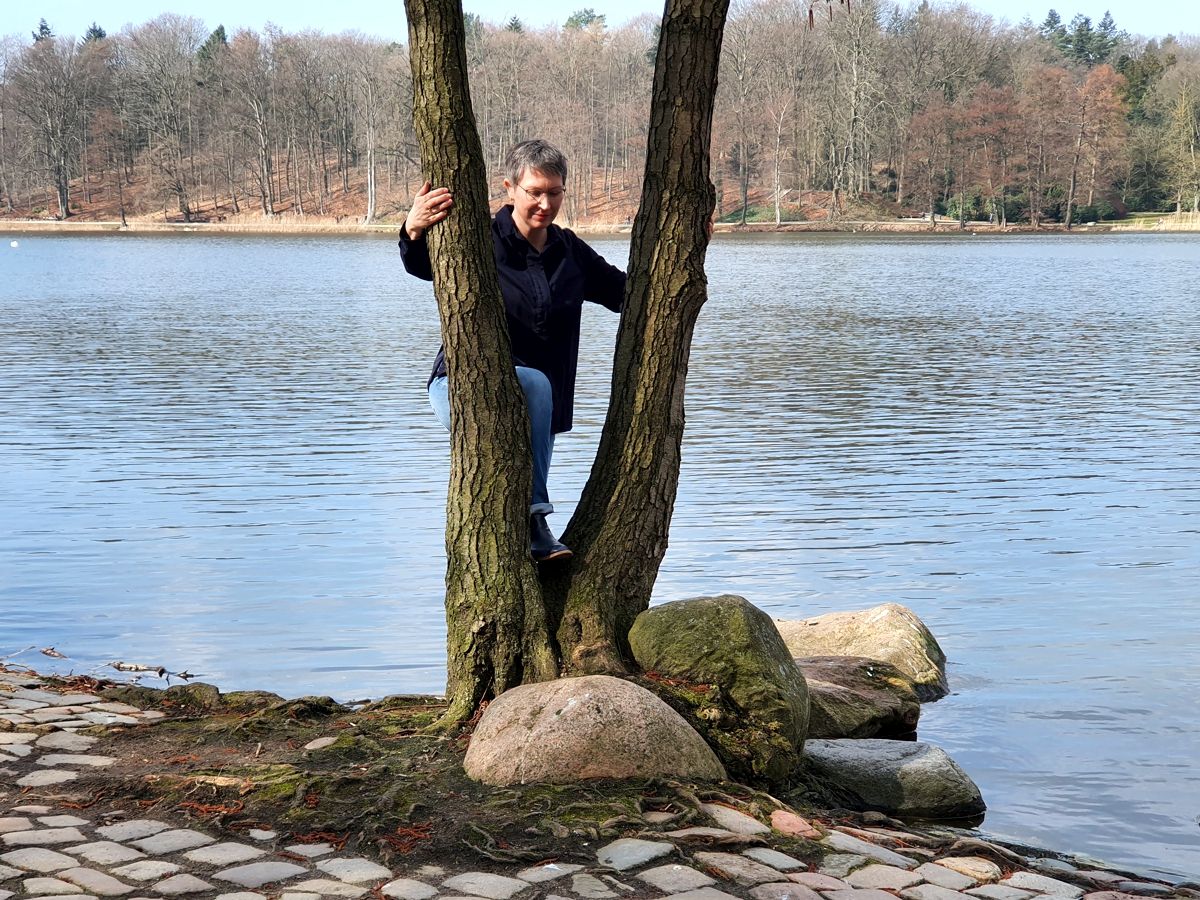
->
<box><xmin>399</xmin><ymin>204</ymin><xmax>625</xmax><ymax>434</ymax></box>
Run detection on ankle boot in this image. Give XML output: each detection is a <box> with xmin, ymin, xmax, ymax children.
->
<box><xmin>530</xmin><ymin>513</ymin><xmax>572</xmax><ymax>562</ymax></box>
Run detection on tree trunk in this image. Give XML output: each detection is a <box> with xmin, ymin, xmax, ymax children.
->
<box><xmin>554</xmin><ymin>0</ymin><xmax>726</xmax><ymax>674</ymax></box>
<box><xmin>405</xmin><ymin>0</ymin><xmax>558</xmax><ymax>726</ymax></box>
<box><xmin>1065</xmin><ymin>114</ymin><xmax>1085</xmax><ymax>230</ymax></box>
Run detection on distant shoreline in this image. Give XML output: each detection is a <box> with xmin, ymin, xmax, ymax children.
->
<box><xmin>3</xmin><ymin>214</ymin><xmax>1197</xmax><ymax>237</ymax></box>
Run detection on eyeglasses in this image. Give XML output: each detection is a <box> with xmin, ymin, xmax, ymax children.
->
<box><xmin>516</xmin><ymin>184</ymin><xmax>567</xmax><ymax>203</ymax></box>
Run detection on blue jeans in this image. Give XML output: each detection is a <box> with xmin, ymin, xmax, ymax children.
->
<box><xmin>428</xmin><ymin>367</ymin><xmax>556</xmax><ymax>516</ymax></box>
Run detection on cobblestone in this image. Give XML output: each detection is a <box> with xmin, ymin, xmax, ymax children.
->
<box><xmin>901</xmin><ymin>885</ymin><xmax>977</xmax><ymax>900</ymax></box>
<box><xmin>1001</xmin><ymin>872</ymin><xmax>1086</xmax><ymax>898</ymax></box>
<box><xmin>315</xmin><ymin>857</ymin><xmax>393</xmax><ymax>883</ymax></box>
<box><xmin>36</xmin><ymin>754</ymin><xmax>117</xmax><ymax>768</ymax></box>
<box><xmin>379</xmin><ymin>877</ymin><xmax>438</xmax><ymax>899</ymax></box>
<box><xmin>94</xmin><ymin>822</ymin><xmax>171</xmax><ymax>843</ymax></box>
<box><xmin>22</xmin><ymin>875</ymin><xmax>81</xmax><ymax>894</ymax></box>
<box><xmin>282</xmin><ymin>843</ymin><xmax>334</xmax><ymax>858</ymax></box>
<box><xmin>1</xmin><ymin>847</ymin><xmax>82</xmax><ymax>872</ymax></box>
<box><xmin>823</xmin><ymin>832</ymin><xmax>917</xmax><ymax>869</ymax></box>
<box><xmin>0</xmin><ymin>666</ymin><xmax>1183</xmax><ymax>900</ymax></box>
<box><xmin>16</xmin><ymin>771</ymin><xmax>80</xmax><ymax>787</ymax></box>
<box><xmin>637</xmin><ymin>864</ymin><xmax>717</xmax><ymax>893</ymax></box>
<box><xmin>153</xmin><ymin>873</ymin><xmax>216</xmax><ymax>895</ymax></box>
<box><xmin>741</xmin><ymin>848</ymin><xmax>805</xmax><ymax>872</ymax></box>
<box><xmin>440</xmin><ymin>871</ymin><xmax>530</xmax><ymax>899</ymax></box>
<box><xmin>700</xmin><ymin>804</ymin><xmax>771</xmax><ymax>836</ymax></box>
<box><xmin>58</xmin><ymin>866</ymin><xmax>137</xmax><ymax>896</ymax></box>
<box><xmin>846</xmin><ymin>864</ymin><xmax>925</xmax><ymax>890</ymax></box>
<box><xmin>693</xmin><ymin>853</ymin><xmax>786</xmax><ymax>887</ymax></box>
<box><xmin>129</xmin><ymin>830</ymin><xmax>217</xmax><ymax>855</ymax></box>
<box><xmin>570</xmin><ymin>873</ymin><xmax>617</xmax><ymax>898</ymax></box>
<box><xmin>748</xmin><ymin>885</ymin><xmax>824</xmax><ymax>900</ymax></box>
<box><xmin>65</xmin><ymin>843</ymin><xmax>146</xmax><ymax>866</ymax></box>
<box><xmin>284</xmin><ymin>878</ymin><xmax>368</xmax><ymax>897</ymax></box>
<box><xmin>914</xmin><ymin>864</ymin><xmax>978</xmax><ymax>891</ymax></box>
<box><xmin>212</xmin><ymin>861</ymin><xmax>308</xmax><ymax>888</ymax></box>
<box><xmin>2</xmin><ymin>827</ymin><xmax>89</xmax><ymax>847</ymax></box>
<box><xmin>182</xmin><ymin>844</ymin><xmax>265</xmax><ymax>866</ymax></box>
<box><xmin>110</xmin><ymin>860</ymin><xmax>181</xmax><ymax>882</ymax></box>
<box><xmin>966</xmin><ymin>885</ymin><xmax>1037</xmax><ymax>900</ymax></box>
<box><xmin>516</xmin><ymin>863</ymin><xmax>583</xmax><ymax>883</ymax></box>
<box><xmin>596</xmin><ymin>838</ymin><xmax>674</xmax><ymax>871</ymax></box>
<box><xmin>941</xmin><ymin>858</ymin><xmax>1004</xmax><ymax>883</ymax></box>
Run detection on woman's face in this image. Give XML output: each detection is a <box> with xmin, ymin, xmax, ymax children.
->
<box><xmin>504</xmin><ymin>167</ymin><xmax>566</xmax><ymax>237</ymax></box>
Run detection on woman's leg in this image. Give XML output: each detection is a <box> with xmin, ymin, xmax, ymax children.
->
<box><xmin>514</xmin><ymin>366</ymin><xmax>555</xmax><ymax>516</ymax></box>
<box><xmin>428</xmin><ymin>375</ymin><xmax>451</xmax><ymax>429</ymax></box>
<box><xmin>429</xmin><ymin>370</ymin><xmax>555</xmax><ymax>516</ymax></box>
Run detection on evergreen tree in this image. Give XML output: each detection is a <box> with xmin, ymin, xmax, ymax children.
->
<box><xmin>1117</xmin><ymin>39</ymin><xmax>1175</xmax><ymax>124</ymax></box>
<box><xmin>505</xmin><ymin>16</ymin><xmax>523</xmax><ymax>32</ymax></box>
<box><xmin>1038</xmin><ymin>10</ymin><xmax>1065</xmax><ymax>44</ymax></box>
<box><xmin>197</xmin><ymin>24</ymin><xmax>228</xmax><ymax>66</ymax></box>
<box><xmin>32</xmin><ymin>18</ymin><xmax>53</xmax><ymax>42</ymax></box>
<box><xmin>565</xmin><ymin>8</ymin><xmax>606</xmax><ymax>29</ymax></box>
<box><xmin>83</xmin><ymin>23</ymin><xmax>107</xmax><ymax>42</ymax></box>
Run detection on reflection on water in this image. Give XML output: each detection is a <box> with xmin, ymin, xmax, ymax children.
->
<box><xmin>1</xmin><ymin>231</ymin><xmax>1197</xmax><ymax>878</ymax></box>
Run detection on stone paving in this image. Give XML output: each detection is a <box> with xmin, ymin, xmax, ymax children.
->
<box><xmin>3</xmin><ymin>668</ymin><xmax>1195</xmax><ymax>900</ymax></box>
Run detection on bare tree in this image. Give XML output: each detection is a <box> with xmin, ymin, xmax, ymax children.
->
<box><xmin>10</xmin><ymin>33</ymin><xmax>84</xmax><ymax>217</ymax></box>
<box><xmin>123</xmin><ymin>15</ymin><xmax>207</xmax><ymax>220</ymax></box>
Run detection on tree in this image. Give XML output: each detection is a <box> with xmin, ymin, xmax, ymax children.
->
<box><xmin>565</xmin><ymin>8</ymin><xmax>607</xmax><ymax>30</ymax></box>
<box><xmin>32</xmin><ymin>19</ymin><xmax>53</xmax><ymax>42</ymax></box>
<box><xmin>1038</xmin><ymin>10</ymin><xmax>1065</xmax><ymax>46</ymax></box>
<box><xmin>123</xmin><ymin>15</ymin><xmax>208</xmax><ymax>220</ymax></box>
<box><xmin>1062</xmin><ymin>65</ymin><xmax>1127</xmax><ymax>227</ymax></box>
<box><xmin>84</xmin><ymin>23</ymin><xmax>107</xmax><ymax>43</ymax></box>
<box><xmin>404</xmin><ymin>0</ymin><xmax>728</xmax><ymax>722</ymax></box>
<box><xmin>10</xmin><ymin>34</ymin><xmax>84</xmax><ymax>218</ymax></box>
<box><xmin>1163</xmin><ymin>73</ymin><xmax>1200</xmax><ymax>212</ymax></box>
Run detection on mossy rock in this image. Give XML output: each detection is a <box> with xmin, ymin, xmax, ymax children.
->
<box><xmin>798</xmin><ymin>656</ymin><xmax>921</xmax><ymax>739</ymax></box>
<box><xmin>162</xmin><ymin>682</ymin><xmax>224</xmax><ymax>711</ymax></box>
<box><xmin>222</xmin><ymin>690</ymin><xmax>285</xmax><ymax>712</ymax></box>
<box><xmin>629</xmin><ymin>595</ymin><xmax>809</xmax><ymax>784</ymax></box>
<box><xmin>100</xmin><ymin>685</ymin><xmax>166</xmax><ymax>709</ymax></box>
<box><xmin>259</xmin><ymin>696</ymin><xmax>347</xmax><ymax>722</ymax></box>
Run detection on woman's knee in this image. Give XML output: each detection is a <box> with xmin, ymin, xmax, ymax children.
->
<box><xmin>515</xmin><ymin>366</ymin><xmax>553</xmax><ymax>407</ymax></box>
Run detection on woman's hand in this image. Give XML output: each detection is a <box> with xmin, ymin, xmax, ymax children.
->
<box><xmin>405</xmin><ymin>181</ymin><xmax>454</xmax><ymax>240</ymax></box>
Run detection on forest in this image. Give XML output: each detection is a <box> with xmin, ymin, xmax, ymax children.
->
<box><xmin>0</xmin><ymin>1</ymin><xmax>1197</xmax><ymax>227</ymax></box>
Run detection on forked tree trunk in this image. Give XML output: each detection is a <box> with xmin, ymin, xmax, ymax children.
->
<box><xmin>405</xmin><ymin>0</ymin><xmax>557</xmax><ymax>725</ymax></box>
<box><xmin>554</xmin><ymin>0</ymin><xmax>727</xmax><ymax>674</ymax></box>
<box><xmin>405</xmin><ymin>0</ymin><xmax>727</xmax><ymax>718</ymax></box>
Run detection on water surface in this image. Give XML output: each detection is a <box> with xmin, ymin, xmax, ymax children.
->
<box><xmin>2</xmin><ymin>230</ymin><xmax>1197</xmax><ymax>879</ymax></box>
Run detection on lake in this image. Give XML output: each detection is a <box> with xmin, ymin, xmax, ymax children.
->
<box><xmin>1</xmin><ymin>229</ymin><xmax>1197</xmax><ymax>880</ymax></box>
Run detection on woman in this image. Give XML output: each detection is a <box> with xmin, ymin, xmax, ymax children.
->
<box><xmin>400</xmin><ymin>140</ymin><xmax>626</xmax><ymax>561</ymax></box>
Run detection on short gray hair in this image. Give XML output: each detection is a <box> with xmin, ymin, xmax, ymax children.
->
<box><xmin>505</xmin><ymin>140</ymin><xmax>567</xmax><ymax>185</ymax></box>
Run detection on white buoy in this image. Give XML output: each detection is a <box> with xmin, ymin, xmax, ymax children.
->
<box><xmin>9</xmin><ymin>240</ymin><xmax>17</xmax><ymax>248</ymax></box>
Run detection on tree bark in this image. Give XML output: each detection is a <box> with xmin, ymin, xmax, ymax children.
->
<box><xmin>404</xmin><ymin>0</ymin><xmax>557</xmax><ymax>725</ymax></box>
<box><xmin>554</xmin><ymin>0</ymin><xmax>727</xmax><ymax>674</ymax></box>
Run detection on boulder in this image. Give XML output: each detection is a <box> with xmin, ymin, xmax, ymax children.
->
<box><xmin>628</xmin><ymin>595</ymin><xmax>809</xmax><ymax>783</ymax></box>
<box><xmin>804</xmin><ymin>738</ymin><xmax>985</xmax><ymax>820</ymax></box>
<box><xmin>775</xmin><ymin>603</ymin><xmax>948</xmax><ymax>701</ymax></box>
<box><xmin>463</xmin><ymin>675</ymin><xmax>726</xmax><ymax>785</ymax></box>
<box><xmin>797</xmin><ymin>656</ymin><xmax>921</xmax><ymax>739</ymax></box>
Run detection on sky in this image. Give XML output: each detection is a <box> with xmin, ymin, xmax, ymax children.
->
<box><xmin>0</xmin><ymin>0</ymin><xmax>1194</xmax><ymax>44</ymax></box>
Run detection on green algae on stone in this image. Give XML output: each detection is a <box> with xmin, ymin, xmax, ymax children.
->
<box><xmin>628</xmin><ymin>595</ymin><xmax>810</xmax><ymax>784</ymax></box>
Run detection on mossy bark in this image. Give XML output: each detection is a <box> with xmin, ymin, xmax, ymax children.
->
<box><xmin>556</xmin><ymin>0</ymin><xmax>730</xmax><ymax>673</ymax></box>
<box><xmin>404</xmin><ymin>0</ymin><xmax>558</xmax><ymax>724</ymax></box>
